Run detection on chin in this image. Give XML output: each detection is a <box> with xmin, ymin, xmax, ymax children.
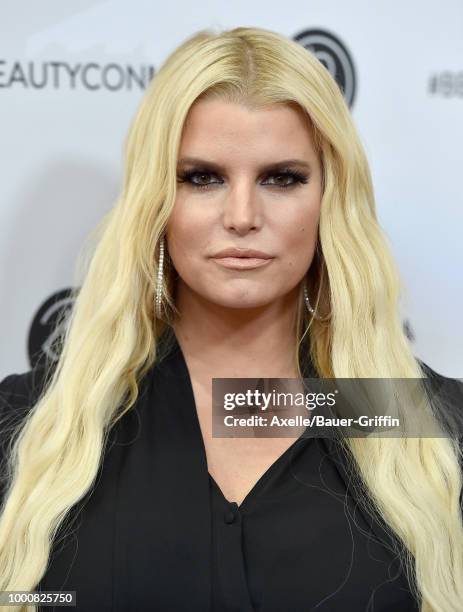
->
<box><xmin>208</xmin><ymin>294</ymin><xmax>274</xmax><ymax>310</ymax></box>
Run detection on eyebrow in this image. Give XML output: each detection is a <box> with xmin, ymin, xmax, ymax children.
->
<box><xmin>177</xmin><ymin>156</ymin><xmax>312</xmax><ymax>173</ymax></box>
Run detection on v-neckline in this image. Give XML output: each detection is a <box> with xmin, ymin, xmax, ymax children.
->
<box><xmin>207</xmin><ymin>433</ymin><xmax>309</xmax><ymax>511</ymax></box>
<box><xmin>162</xmin><ymin>326</ymin><xmax>317</xmax><ymax>512</ymax></box>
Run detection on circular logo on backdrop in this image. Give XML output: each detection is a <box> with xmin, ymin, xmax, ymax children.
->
<box><xmin>28</xmin><ymin>288</ymin><xmax>76</xmax><ymax>369</ymax></box>
<box><xmin>293</xmin><ymin>29</ymin><xmax>357</xmax><ymax>108</ymax></box>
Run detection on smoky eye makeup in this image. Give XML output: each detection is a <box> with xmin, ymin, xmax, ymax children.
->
<box><xmin>176</xmin><ymin>165</ymin><xmax>310</xmax><ymax>191</ymax></box>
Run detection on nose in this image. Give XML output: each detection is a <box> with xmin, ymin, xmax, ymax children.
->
<box><xmin>222</xmin><ymin>181</ymin><xmax>263</xmax><ymax>235</ymax></box>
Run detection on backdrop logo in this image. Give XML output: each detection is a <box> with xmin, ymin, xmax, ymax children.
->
<box><xmin>403</xmin><ymin>319</ymin><xmax>415</xmax><ymax>343</ymax></box>
<box><xmin>293</xmin><ymin>29</ymin><xmax>356</xmax><ymax>108</ymax></box>
<box><xmin>28</xmin><ymin>288</ymin><xmax>76</xmax><ymax>369</ymax></box>
<box><xmin>0</xmin><ymin>60</ymin><xmax>155</xmax><ymax>91</ymax></box>
<box><xmin>428</xmin><ymin>71</ymin><xmax>463</xmax><ymax>98</ymax></box>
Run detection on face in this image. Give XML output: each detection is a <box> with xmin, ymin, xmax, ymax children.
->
<box><xmin>166</xmin><ymin>98</ymin><xmax>323</xmax><ymax>313</ymax></box>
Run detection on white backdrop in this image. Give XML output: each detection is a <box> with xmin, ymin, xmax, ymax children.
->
<box><xmin>1</xmin><ymin>0</ymin><xmax>462</xmax><ymax>380</ymax></box>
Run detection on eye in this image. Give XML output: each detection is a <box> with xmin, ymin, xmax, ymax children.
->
<box><xmin>176</xmin><ymin>170</ymin><xmax>221</xmax><ymax>190</ymax></box>
<box><xmin>264</xmin><ymin>171</ymin><xmax>309</xmax><ymax>189</ymax></box>
<box><xmin>176</xmin><ymin>168</ymin><xmax>309</xmax><ymax>191</ymax></box>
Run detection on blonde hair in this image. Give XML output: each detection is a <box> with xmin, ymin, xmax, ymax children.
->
<box><xmin>1</xmin><ymin>26</ymin><xmax>462</xmax><ymax>611</ymax></box>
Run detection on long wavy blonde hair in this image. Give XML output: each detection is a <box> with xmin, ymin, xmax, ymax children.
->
<box><xmin>1</xmin><ymin>26</ymin><xmax>462</xmax><ymax>611</ymax></box>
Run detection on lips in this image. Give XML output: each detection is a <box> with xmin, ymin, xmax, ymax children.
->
<box><xmin>212</xmin><ymin>257</ymin><xmax>273</xmax><ymax>270</ymax></box>
<box><xmin>212</xmin><ymin>247</ymin><xmax>273</xmax><ymax>259</ymax></box>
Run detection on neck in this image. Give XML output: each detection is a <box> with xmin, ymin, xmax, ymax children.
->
<box><xmin>171</xmin><ymin>281</ymin><xmax>302</xmax><ymax>379</ymax></box>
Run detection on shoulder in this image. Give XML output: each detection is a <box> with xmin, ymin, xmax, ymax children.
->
<box><xmin>416</xmin><ymin>358</ymin><xmax>463</xmax><ymax>403</ymax></box>
<box><xmin>0</xmin><ymin>364</ymin><xmax>53</xmax><ymax>493</ymax></box>
<box><xmin>416</xmin><ymin>358</ymin><xmax>463</xmax><ymax>452</ymax></box>
<box><xmin>0</xmin><ymin>363</ymin><xmax>52</xmax><ymax>423</ymax></box>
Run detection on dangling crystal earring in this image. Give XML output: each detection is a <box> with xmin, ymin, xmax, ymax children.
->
<box><xmin>155</xmin><ymin>235</ymin><xmax>165</xmax><ymax>320</ymax></box>
<box><xmin>304</xmin><ymin>280</ymin><xmax>322</xmax><ymax>320</ymax></box>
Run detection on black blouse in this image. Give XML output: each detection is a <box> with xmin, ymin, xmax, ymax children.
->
<box><xmin>208</xmin><ymin>441</ymin><xmax>417</xmax><ymax>612</ymax></box>
<box><xmin>1</xmin><ymin>330</ymin><xmax>462</xmax><ymax>611</ymax></box>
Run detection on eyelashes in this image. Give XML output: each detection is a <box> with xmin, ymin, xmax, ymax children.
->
<box><xmin>176</xmin><ymin>168</ymin><xmax>309</xmax><ymax>191</ymax></box>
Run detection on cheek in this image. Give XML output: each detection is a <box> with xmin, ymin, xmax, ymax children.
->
<box><xmin>166</xmin><ymin>203</ymin><xmax>210</xmax><ymax>267</ymax></box>
<box><xmin>278</xmin><ymin>211</ymin><xmax>319</xmax><ymax>271</ymax></box>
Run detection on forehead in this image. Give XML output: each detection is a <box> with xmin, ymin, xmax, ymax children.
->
<box><xmin>179</xmin><ymin>99</ymin><xmax>318</xmax><ymax>161</ymax></box>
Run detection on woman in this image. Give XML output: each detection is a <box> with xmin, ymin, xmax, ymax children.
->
<box><xmin>1</xmin><ymin>26</ymin><xmax>463</xmax><ymax>612</ymax></box>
